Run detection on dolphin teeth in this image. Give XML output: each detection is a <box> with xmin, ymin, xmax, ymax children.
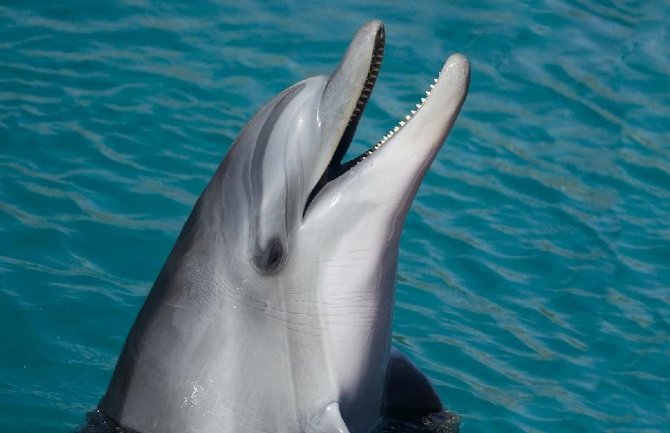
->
<box><xmin>356</xmin><ymin>60</ymin><xmax>448</xmax><ymax>172</ymax></box>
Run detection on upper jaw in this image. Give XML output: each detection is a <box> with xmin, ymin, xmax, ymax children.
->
<box><xmin>322</xmin><ymin>21</ymin><xmax>385</xmax><ymax>168</ymax></box>
<box><xmin>304</xmin><ymin>21</ymin><xmax>385</xmax><ymax>214</ymax></box>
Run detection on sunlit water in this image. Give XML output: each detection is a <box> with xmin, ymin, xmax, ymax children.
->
<box><xmin>1</xmin><ymin>1</ymin><xmax>669</xmax><ymax>432</ymax></box>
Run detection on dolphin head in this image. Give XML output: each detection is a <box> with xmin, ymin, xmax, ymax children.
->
<box><xmin>188</xmin><ymin>20</ymin><xmax>469</xmax><ymax>428</ymax></box>
<box><xmin>192</xmin><ymin>22</ymin><xmax>386</xmax><ymax>277</ymax></box>
<box><xmin>194</xmin><ymin>20</ymin><xmax>468</xmax><ymax>289</ymax></box>
<box><xmin>101</xmin><ymin>20</ymin><xmax>470</xmax><ymax>433</ymax></box>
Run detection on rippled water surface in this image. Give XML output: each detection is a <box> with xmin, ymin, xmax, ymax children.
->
<box><xmin>1</xmin><ymin>1</ymin><xmax>669</xmax><ymax>432</ymax></box>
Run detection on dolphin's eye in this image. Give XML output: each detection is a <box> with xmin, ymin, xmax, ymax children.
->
<box><xmin>254</xmin><ymin>238</ymin><xmax>284</xmax><ymax>274</ymax></box>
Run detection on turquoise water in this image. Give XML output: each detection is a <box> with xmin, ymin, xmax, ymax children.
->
<box><xmin>1</xmin><ymin>0</ymin><xmax>669</xmax><ymax>431</ymax></box>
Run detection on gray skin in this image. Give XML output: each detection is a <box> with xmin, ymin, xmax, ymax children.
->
<box><xmin>99</xmin><ymin>21</ymin><xmax>470</xmax><ymax>433</ymax></box>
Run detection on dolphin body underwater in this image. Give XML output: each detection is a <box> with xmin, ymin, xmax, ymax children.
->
<box><xmin>95</xmin><ymin>20</ymin><xmax>470</xmax><ymax>433</ymax></box>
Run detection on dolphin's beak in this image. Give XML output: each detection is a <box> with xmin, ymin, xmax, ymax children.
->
<box><xmin>304</xmin><ymin>21</ymin><xmax>469</xmax><ymax>223</ymax></box>
<box><xmin>330</xmin><ymin>52</ymin><xmax>470</xmax><ymax>219</ymax></box>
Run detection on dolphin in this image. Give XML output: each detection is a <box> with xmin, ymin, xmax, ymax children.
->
<box><xmin>98</xmin><ymin>20</ymin><xmax>469</xmax><ymax>433</ymax></box>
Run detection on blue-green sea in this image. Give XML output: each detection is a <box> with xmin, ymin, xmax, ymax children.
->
<box><xmin>1</xmin><ymin>1</ymin><xmax>669</xmax><ymax>432</ymax></box>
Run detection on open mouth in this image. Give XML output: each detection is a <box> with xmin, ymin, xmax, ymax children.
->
<box><xmin>303</xmin><ymin>26</ymin><xmax>445</xmax><ymax>216</ymax></box>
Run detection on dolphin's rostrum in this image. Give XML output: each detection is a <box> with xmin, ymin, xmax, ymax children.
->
<box><xmin>98</xmin><ymin>20</ymin><xmax>470</xmax><ymax>433</ymax></box>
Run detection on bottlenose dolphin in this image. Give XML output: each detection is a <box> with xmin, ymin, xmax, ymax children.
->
<box><xmin>98</xmin><ymin>20</ymin><xmax>469</xmax><ymax>433</ymax></box>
